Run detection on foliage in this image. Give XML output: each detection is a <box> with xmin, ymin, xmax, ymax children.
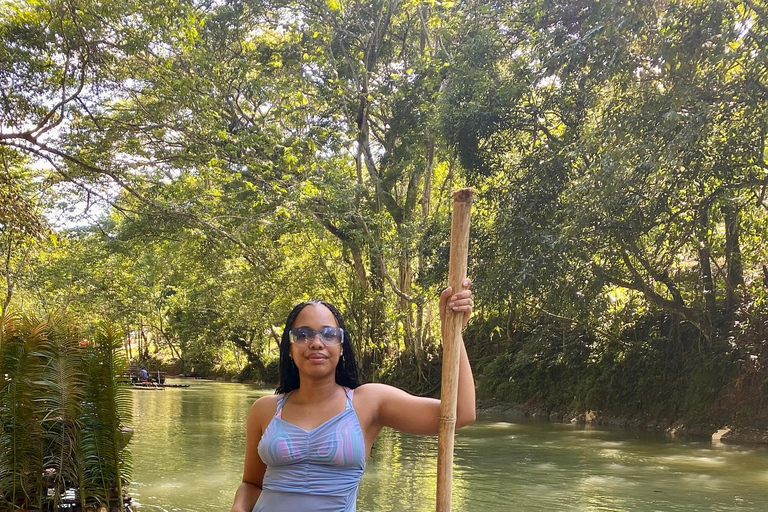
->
<box><xmin>0</xmin><ymin>314</ymin><xmax>131</xmax><ymax>511</ymax></box>
<box><xmin>0</xmin><ymin>149</ymin><xmax>49</xmax><ymax>316</ymax></box>
<box><xmin>474</xmin><ymin>311</ymin><xmax>737</xmax><ymax>423</ymax></box>
<box><xmin>2</xmin><ymin>0</ymin><xmax>768</xmax><ymax>427</ymax></box>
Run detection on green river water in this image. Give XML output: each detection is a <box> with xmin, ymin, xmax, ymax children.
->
<box><xmin>127</xmin><ymin>379</ymin><xmax>768</xmax><ymax>511</ymax></box>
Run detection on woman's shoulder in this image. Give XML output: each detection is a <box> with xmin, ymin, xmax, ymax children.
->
<box><xmin>352</xmin><ymin>382</ymin><xmax>397</xmax><ymax>402</ymax></box>
<box><xmin>354</xmin><ymin>383</ymin><xmax>377</xmax><ymax>394</ymax></box>
<box><xmin>248</xmin><ymin>394</ymin><xmax>281</xmax><ymax>424</ymax></box>
<box><xmin>355</xmin><ymin>382</ymin><xmax>402</xmax><ymax>393</ymax></box>
<box><xmin>354</xmin><ymin>382</ymin><xmax>432</xmax><ymax>410</ymax></box>
<box><xmin>252</xmin><ymin>393</ymin><xmax>281</xmax><ymax>403</ymax></box>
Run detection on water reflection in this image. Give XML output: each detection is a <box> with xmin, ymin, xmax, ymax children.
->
<box><xmin>128</xmin><ymin>381</ymin><xmax>768</xmax><ymax>511</ymax></box>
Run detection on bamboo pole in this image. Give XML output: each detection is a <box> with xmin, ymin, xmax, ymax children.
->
<box><xmin>436</xmin><ymin>188</ymin><xmax>474</xmax><ymax>512</ymax></box>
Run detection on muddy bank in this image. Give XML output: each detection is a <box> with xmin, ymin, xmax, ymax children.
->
<box><xmin>476</xmin><ymin>398</ymin><xmax>768</xmax><ymax>446</ymax></box>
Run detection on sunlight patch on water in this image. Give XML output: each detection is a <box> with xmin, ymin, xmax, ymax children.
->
<box><xmin>154</xmin><ymin>482</ymin><xmax>183</xmax><ymax>489</ymax></box>
<box><xmin>582</xmin><ymin>475</ymin><xmax>638</xmax><ymax>487</ymax></box>
<box><xmin>574</xmin><ymin>505</ymin><xmax>629</xmax><ymax>512</ymax></box>
<box><xmin>605</xmin><ymin>462</ymin><xmax>632</xmax><ymax>472</ymax></box>
<box><xmin>573</xmin><ymin>477</ymin><xmax>639</xmax><ymax>512</ymax></box>
<box><xmin>679</xmin><ymin>473</ymin><xmax>722</xmax><ymax>489</ymax></box>
<box><xmin>656</xmin><ymin>454</ymin><xmax>726</xmax><ymax>467</ymax></box>
<box><xmin>484</xmin><ymin>421</ymin><xmax>518</xmax><ymax>429</ymax></box>
<box><xmin>599</xmin><ymin>440</ymin><xmax>628</xmax><ymax>447</ymax></box>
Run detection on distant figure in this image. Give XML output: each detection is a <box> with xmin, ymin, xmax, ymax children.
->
<box><xmin>138</xmin><ymin>367</ymin><xmax>149</xmax><ymax>382</ymax></box>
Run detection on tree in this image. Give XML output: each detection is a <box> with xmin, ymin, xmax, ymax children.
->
<box><xmin>0</xmin><ymin>149</ymin><xmax>47</xmax><ymax>315</ymax></box>
<box><xmin>441</xmin><ymin>0</ymin><xmax>768</xmax><ymax>344</ymax></box>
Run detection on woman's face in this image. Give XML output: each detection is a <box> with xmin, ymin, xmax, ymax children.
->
<box><xmin>289</xmin><ymin>303</ymin><xmax>342</xmax><ymax>380</ymax></box>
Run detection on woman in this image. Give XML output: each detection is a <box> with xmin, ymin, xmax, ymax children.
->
<box><xmin>231</xmin><ymin>280</ymin><xmax>475</xmax><ymax>512</ymax></box>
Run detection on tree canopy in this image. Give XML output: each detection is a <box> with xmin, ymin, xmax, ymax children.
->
<box><xmin>2</xmin><ymin>0</ymin><xmax>768</xmax><ymax>420</ymax></box>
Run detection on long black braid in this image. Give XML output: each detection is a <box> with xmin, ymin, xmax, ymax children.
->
<box><xmin>276</xmin><ymin>300</ymin><xmax>361</xmax><ymax>394</ymax></box>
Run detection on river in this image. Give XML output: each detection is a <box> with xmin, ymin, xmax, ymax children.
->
<box><xmin>127</xmin><ymin>379</ymin><xmax>768</xmax><ymax>511</ymax></box>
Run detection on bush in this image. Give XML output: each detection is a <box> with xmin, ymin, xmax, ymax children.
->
<box><xmin>473</xmin><ymin>311</ymin><xmax>739</xmax><ymax>425</ymax></box>
<box><xmin>0</xmin><ymin>314</ymin><xmax>131</xmax><ymax>511</ymax></box>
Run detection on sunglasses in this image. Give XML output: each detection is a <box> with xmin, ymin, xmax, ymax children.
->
<box><xmin>288</xmin><ymin>326</ymin><xmax>344</xmax><ymax>346</ymax></box>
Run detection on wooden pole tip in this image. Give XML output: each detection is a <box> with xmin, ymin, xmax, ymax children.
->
<box><xmin>451</xmin><ymin>188</ymin><xmax>476</xmax><ymax>203</ymax></box>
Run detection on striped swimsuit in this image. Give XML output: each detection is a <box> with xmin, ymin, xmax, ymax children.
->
<box><xmin>253</xmin><ymin>388</ymin><xmax>366</xmax><ymax>512</ymax></box>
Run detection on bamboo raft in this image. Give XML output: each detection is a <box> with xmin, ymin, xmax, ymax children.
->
<box><xmin>121</xmin><ymin>366</ymin><xmax>167</xmax><ymax>385</ymax></box>
<box><xmin>120</xmin><ymin>367</ymin><xmax>189</xmax><ymax>389</ymax></box>
<box><xmin>128</xmin><ymin>382</ymin><xmax>190</xmax><ymax>390</ymax></box>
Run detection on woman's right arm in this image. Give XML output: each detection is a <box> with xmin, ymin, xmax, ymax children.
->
<box><xmin>231</xmin><ymin>481</ymin><xmax>261</xmax><ymax>512</ymax></box>
<box><xmin>231</xmin><ymin>397</ymin><xmax>272</xmax><ymax>512</ymax></box>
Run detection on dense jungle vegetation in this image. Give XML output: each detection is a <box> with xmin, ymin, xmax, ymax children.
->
<box><xmin>2</xmin><ymin>0</ymin><xmax>768</xmax><ymax>433</ymax></box>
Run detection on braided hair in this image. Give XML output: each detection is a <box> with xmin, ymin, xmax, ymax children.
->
<box><xmin>276</xmin><ymin>300</ymin><xmax>360</xmax><ymax>394</ymax></box>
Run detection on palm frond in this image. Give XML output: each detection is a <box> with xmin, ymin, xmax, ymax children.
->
<box><xmin>0</xmin><ymin>313</ymin><xmax>50</xmax><ymax>510</ymax></box>
<box><xmin>78</xmin><ymin>323</ymin><xmax>132</xmax><ymax>508</ymax></box>
<box><xmin>38</xmin><ymin>314</ymin><xmax>87</xmax><ymax>509</ymax></box>
<box><xmin>0</xmin><ymin>314</ymin><xmax>133</xmax><ymax>511</ymax></box>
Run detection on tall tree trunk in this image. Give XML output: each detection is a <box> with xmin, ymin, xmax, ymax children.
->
<box><xmin>135</xmin><ymin>323</ymin><xmax>142</xmax><ymax>360</ymax></box>
<box><xmin>2</xmin><ymin>236</ymin><xmax>13</xmax><ymax>314</ymax></box>
<box><xmin>166</xmin><ymin>337</ymin><xmax>181</xmax><ymax>360</ymax></box>
<box><xmin>140</xmin><ymin>319</ymin><xmax>149</xmax><ymax>359</ymax></box>
<box><xmin>367</xmin><ymin>249</ymin><xmax>386</xmax><ymax>379</ymax></box>
<box><xmin>125</xmin><ymin>330</ymin><xmax>133</xmax><ymax>361</ymax></box>
<box><xmin>414</xmin><ymin>133</ymin><xmax>435</xmax><ymax>365</ymax></box>
<box><xmin>697</xmin><ymin>206</ymin><xmax>717</xmax><ymax>332</ymax></box>
<box><xmin>398</xmin><ymin>252</ymin><xmax>416</xmax><ymax>358</ymax></box>
<box><xmin>723</xmin><ymin>203</ymin><xmax>744</xmax><ymax>320</ymax></box>
<box><xmin>350</xmin><ymin>245</ymin><xmax>369</xmax><ymax>293</ymax></box>
<box><xmin>230</xmin><ymin>334</ymin><xmax>267</xmax><ymax>376</ymax></box>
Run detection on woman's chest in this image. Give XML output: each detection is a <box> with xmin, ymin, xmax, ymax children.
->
<box><xmin>259</xmin><ymin>410</ymin><xmax>366</xmax><ymax>468</ymax></box>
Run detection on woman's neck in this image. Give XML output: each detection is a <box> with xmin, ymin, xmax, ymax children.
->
<box><xmin>291</xmin><ymin>379</ymin><xmax>341</xmax><ymax>404</ymax></box>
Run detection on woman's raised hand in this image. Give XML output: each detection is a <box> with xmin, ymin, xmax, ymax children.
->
<box><xmin>439</xmin><ymin>278</ymin><xmax>473</xmax><ymax>331</ymax></box>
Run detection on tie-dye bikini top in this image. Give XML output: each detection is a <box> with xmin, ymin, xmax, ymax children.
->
<box><xmin>257</xmin><ymin>387</ymin><xmax>366</xmax><ymax>500</ymax></box>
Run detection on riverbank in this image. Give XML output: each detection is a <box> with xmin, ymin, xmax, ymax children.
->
<box><xmin>476</xmin><ymin>397</ymin><xmax>768</xmax><ymax>446</ymax></box>
<box><xmin>168</xmin><ymin>371</ymin><xmax>768</xmax><ymax>446</ymax></box>
<box><xmin>164</xmin><ymin>360</ymin><xmax>768</xmax><ymax>448</ymax></box>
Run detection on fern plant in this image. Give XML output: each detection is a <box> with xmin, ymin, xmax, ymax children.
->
<box><xmin>0</xmin><ymin>314</ymin><xmax>133</xmax><ymax>512</ymax></box>
<box><xmin>38</xmin><ymin>315</ymin><xmax>87</xmax><ymax>511</ymax></box>
<box><xmin>80</xmin><ymin>323</ymin><xmax>132</xmax><ymax>509</ymax></box>
<box><xmin>0</xmin><ymin>314</ymin><xmax>50</xmax><ymax>511</ymax></box>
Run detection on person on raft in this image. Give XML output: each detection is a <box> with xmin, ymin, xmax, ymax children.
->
<box><xmin>231</xmin><ymin>280</ymin><xmax>476</xmax><ymax>512</ymax></box>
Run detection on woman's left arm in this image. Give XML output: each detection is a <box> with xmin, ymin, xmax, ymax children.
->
<box><xmin>366</xmin><ymin>280</ymin><xmax>476</xmax><ymax>435</ymax></box>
